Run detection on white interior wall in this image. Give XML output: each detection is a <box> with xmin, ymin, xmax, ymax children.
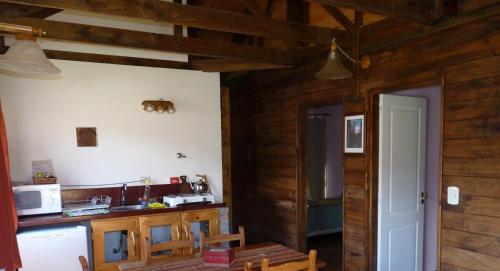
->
<box><xmin>0</xmin><ymin>60</ymin><xmax>223</xmax><ymax>201</ymax></box>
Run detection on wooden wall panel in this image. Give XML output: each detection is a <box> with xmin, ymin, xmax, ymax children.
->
<box><xmin>229</xmin><ymin>9</ymin><xmax>500</xmax><ymax>271</ymax></box>
<box><xmin>359</xmin><ymin>13</ymin><xmax>500</xmax><ymax>271</ymax></box>
<box><xmin>230</xmin><ymin>78</ymin><xmax>351</xmax><ymax>249</ymax></box>
<box><xmin>439</xmin><ymin>54</ymin><xmax>500</xmax><ymax>271</ymax></box>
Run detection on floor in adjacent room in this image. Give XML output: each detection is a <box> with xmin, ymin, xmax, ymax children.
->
<box><xmin>308</xmin><ymin>232</ymin><xmax>343</xmax><ymax>271</ymax></box>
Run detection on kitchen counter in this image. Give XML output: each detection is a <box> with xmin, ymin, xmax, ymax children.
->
<box><xmin>18</xmin><ymin>202</ymin><xmax>225</xmax><ymax>228</ymax></box>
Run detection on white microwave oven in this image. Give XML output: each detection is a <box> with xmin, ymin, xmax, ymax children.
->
<box><xmin>13</xmin><ymin>184</ymin><xmax>62</xmax><ymax>216</ymax></box>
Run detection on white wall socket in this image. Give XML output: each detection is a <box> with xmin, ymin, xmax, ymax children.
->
<box><xmin>447</xmin><ymin>186</ymin><xmax>459</xmax><ymax>205</ymax></box>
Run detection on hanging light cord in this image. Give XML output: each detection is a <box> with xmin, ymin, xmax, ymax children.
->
<box><xmin>334</xmin><ymin>39</ymin><xmax>359</xmax><ymax>64</ymax></box>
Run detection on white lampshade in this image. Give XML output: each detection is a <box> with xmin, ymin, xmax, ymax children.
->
<box><xmin>315</xmin><ymin>42</ymin><xmax>353</xmax><ymax>80</ymax></box>
<box><xmin>0</xmin><ymin>39</ymin><xmax>60</xmax><ymax>74</ymax></box>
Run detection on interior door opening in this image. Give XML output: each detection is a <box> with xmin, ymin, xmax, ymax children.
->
<box><xmin>306</xmin><ymin>104</ymin><xmax>344</xmax><ymax>271</ymax></box>
<box><xmin>376</xmin><ymin>86</ymin><xmax>441</xmax><ymax>271</ymax></box>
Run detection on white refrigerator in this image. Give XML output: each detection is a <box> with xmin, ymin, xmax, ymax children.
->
<box><xmin>17</xmin><ymin>226</ymin><xmax>89</xmax><ymax>271</ymax></box>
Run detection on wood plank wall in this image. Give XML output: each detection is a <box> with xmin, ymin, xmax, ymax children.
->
<box><xmin>229</xmin><ymin>11</ymin><xmax>500</xmax><ymax>271</ymax></box>
<box><xmin>440</xmin><ymin>55</ymin><xmax>500</xmax><ymax>271</ymax></box>
<box><xmin>361</xmin><ymin>12</ymin><xmax>500</xmax><ymax>271</ymax></box>
<box><xmin>230</xmin><ymin>77</ymin><xmax>352</xmax><ymax>247</ymax></box>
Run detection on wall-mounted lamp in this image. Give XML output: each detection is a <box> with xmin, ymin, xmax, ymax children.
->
<box><xmin>0</xmin><ymin>22</ymin><xmax>61</xmax><ymax>75</ymax></box>
<box><xmin>142</xmin><ymin>99</ymin><xmax>175</xmax><ymax>114</ymax></box>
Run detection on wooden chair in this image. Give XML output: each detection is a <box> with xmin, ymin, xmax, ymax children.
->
<box><xmin>79</xmin><ymin>256</ymin><xmax>89</xmax><ymax>271</ymax></box>
<box><xmin>119</xmin><ymin>227</ymin><xmax>195</xmax><ymax>271</ymax></box>
<box><xmin>144</xmin><ymin>225</ymin><xmax>195</xmax><ymax>262</ymax></box>
<box><xmin>199</xmin><ymin>225</ymin><xmax>245</xmax><ymax>253</ymax></box>
<box><xmin>261</xmin><ymin>250</ymin><xmax>317</xmax><ymax>271</ymax></box>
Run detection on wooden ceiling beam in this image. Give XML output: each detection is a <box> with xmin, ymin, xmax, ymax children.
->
<box><xmin>239</xmin><ymin>0</ymin><xmax>267</xmax><ymax>17</ymax></box>
<box><xmin>320</xmin><ymin>5</ymin><xmax>355</xmax><ymax>33</ymax></box>
<box><xmin>0</xmin><ymin>0</ymin><xmax>343</xmax><ymax>44</ymax></box>
<box><xmin>45</xmin><ymin>50</ymin><xmax>192</xmax><ymax>69</ymax></box>
<box><xmin>0</xmin><ymin>17</ymin><xmax>298</xmax><ymax>65</ymax></box>
<box><xmin>2</xmin><ymin>36</ymin><xmax>291</xmax><ymax>72</ymax></box>
<box><xmin>0</xmin><ymin>35</ymin><xmax>193</xmax><ymax>69</ymax></box>
<box><xmin>0</xmin><ymin>2</ymin><xmax>49</xmax><ymax>18</ymax></box>
<box><xmin>307</xmin><ymin>0</ymin><xmax>429</xmax><ymax>23</ymax></box>
<box><xmin>192</xmin><ymin>58</ymin><xmax>291</xmax><ymax>72</ymax></box>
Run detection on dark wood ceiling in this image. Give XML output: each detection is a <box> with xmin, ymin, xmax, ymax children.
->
<box><xmin>0</xmin><ymin>0</ymin><xmax>498</xmax><ymax>73</ymax></box>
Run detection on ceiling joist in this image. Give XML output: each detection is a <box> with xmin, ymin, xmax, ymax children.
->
<box><xmin>320</xmin><ymin>5</ymin><xmax>356</xmax><ymax>33</ymax></box>
<box><xmin>0</xmin><ymin>0</ymin><xmax>346</xmax><ymax>44</ymax></box>
<box><xmin>307</xmin><ymin>0</ymin><xmax>429</xmax><ymax>23</ymax></box>
<box><xmin>0</xmin><ymin>16</ymin><xmax>298</xmax><ymax>66</ymax></box>
<box><xmin>238</xmin><ymin>0</ymin><xmax>267</xmax><ymax>17</ymax></box>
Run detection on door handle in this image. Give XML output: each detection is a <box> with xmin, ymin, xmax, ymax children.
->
<box><xmin>420</xmin><ymin>192</ymin><xmax>428</xmax><ymax>204</ymax></box>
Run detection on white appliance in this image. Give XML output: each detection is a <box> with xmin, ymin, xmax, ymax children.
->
<box><xmin>13</xmin><ymin>184</ymin><xmax>62</xmax><ymax>216</ymax></box>
<box><xmin>17</xmin><ymin>226</ymin><xmax>88</xmax><ymax>271</ymax></box>
<box><xmin>163</xmin><ymin>193</ymin><xmax>215</xmax><ymax>207</ymax></box>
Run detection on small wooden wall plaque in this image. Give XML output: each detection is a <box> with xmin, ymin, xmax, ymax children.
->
<box><xmin>76</xmin><ymin>127</ymin><xmax>97</xmax><ymax>147</ymax></box>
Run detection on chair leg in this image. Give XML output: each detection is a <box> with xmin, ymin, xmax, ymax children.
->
<box><xmin>199</xmin><ymin>230</ymin><xmax>206</xmax><ymax>254</ymax></box>
<box><xmin>308</xmin><ymin>249</ymin><xmax>317</xmax><ymax>271</ymax></box>
<box><xmin>238</xmin><ymin>225</ymin><xmax>246</xmax><ymax>248</ymax></box>
<box><xmin>261</xmin><ymin>257</ymin><xmax>270</xmax><ymax>271</ymax></box>
<box><xmin>244</xmin><ymin>261</ymin><xmax>253</xmax><ymax>271</ymax></box>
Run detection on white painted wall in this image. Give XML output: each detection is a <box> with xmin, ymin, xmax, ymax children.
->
<box><xmin>0</xmin><ymin>60</ymin><xmax>223</xmax><ymax>201</ymax></box>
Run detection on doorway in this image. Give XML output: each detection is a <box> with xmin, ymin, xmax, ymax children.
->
<box><xmin>305</xmin><ymin>104</ymin><xmax>344</xmax><ymax>271</ymax></box>
<box><xmin>376</xmin><ymin>86</ymin><xmax>441</xmax><ymax>271</ymax></box>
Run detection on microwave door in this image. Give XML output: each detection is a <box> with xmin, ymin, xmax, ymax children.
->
<box><xmin>14</xmin><ymin>191</ymin><xmax>43</xmax><ymax>215</ymax></box>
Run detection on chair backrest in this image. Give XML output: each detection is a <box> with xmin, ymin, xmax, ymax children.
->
<box><xmin>144</xmin><ymin>225</ymin><xmax>195</xmax><ymax>262</ymax></box>
<box><xmin>79</xmin><ymin>256</ymin><xmax>89</xmax><ymax>271</ymax></box>
<box><xmin>261</xmin><ymin>250</ymin><xmax>317</xmax><ymax>271</ymax></box>
<box><xmin>244</xmin><ymin>262</ymin><xmax>253</xmax><ymax>271</ymax></box>
<box><xmin>199</xmin><ymin>225</ymin><xmax>245</xmax><ymax>253</ymax></box>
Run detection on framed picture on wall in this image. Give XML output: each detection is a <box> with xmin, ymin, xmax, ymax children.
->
<box><xmin>344</xmin><ymin>114</ymin><xmax>365</xmax><ymax>153</ymax></box>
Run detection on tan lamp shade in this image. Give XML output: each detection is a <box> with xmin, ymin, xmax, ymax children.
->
<box><xmin>315</xmin><ymin>44</ymin><xmax>353</xmax><ymax>80</ymax></box>
<box><xmin>0</xmin><ymin>39</ymin><xmax>61</xmax><ymax>74</ymax></box>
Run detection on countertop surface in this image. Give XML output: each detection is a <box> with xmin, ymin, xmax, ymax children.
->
<box><xmin>18</xmin><ymin>202</ymin><xmax>225</xmax><ymax>228</ymax></box>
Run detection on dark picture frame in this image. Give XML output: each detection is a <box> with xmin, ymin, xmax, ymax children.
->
<box><xmin>344</xmin><ymin>114</ymin><xmax>365</xmax><ymax>153</ymax></box>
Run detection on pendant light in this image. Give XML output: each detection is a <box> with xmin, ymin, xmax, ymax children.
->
<box><xmin>315</xmin><ymin>39</ymin><xmax>353</xmax><ymax>79</ymax></box>
<box><xmin>315</xmin><ymin>39</ymin><xmax>371</xmax><ymax>81</ymax></box>
<box><xmin>0</xmin><ymin>23</ymin><xmax>60</xmax><ymax>75</ymax></box>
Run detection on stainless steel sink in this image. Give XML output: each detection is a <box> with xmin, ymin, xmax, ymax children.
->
<box><xmin>109</xmin><ymin>205</ymin><xmax>148</xmax><ymax>212</ymax></box>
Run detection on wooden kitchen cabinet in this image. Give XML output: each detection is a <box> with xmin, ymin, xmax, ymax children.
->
<box><xmin>139</xmin><ymin>213</ymin><xmax>182</xmax><ymax>261</ymax></box>
<box><xmin>181</xmin><ymin>209</ymin><xmax>219</xmax><ymax>249</ymax></box>
<box><xmin>91</xmin><ymin>208</ymin><xmax>220</xmax><ymax>270</ymax></box>
<box><xmin>91</xmin><ymin>217</ymin><xmax>141</xmax><ymax>271</ymax></box>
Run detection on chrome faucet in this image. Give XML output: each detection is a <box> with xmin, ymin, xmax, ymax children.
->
<box><xmin>120</xmin><ymin>183</ymin><xmax>128</xmax><ymax>206</ymax></box>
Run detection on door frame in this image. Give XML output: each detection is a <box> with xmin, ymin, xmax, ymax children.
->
<box><xmin>296</xmin><ymin>97</ymin><xmax>344</xmax><ymax>253</ymax></box>
<box><xmin>368</xmin><ymin>85</ymin><xmax>444</xmax><ymax>271</ymax></box>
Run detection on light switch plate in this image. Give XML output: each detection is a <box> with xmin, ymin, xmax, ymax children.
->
<box><xmin>447</xmin><ymin>186</ymin><xmax>459</xmax><ymax>205</ymax></box>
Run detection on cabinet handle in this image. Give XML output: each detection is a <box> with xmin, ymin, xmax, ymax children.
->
<box><xmin>130</xmin><ymin>231</ymin><xmax>136</xmax><ymax>257</ymax></box>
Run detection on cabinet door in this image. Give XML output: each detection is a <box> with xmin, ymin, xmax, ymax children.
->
<box><xmin>139</xmin><ymin>213</ymin><xmax>182</xmax><ymax>261</ymax></box>
<box><xmin>181</xmin><ymin>209</ymin><xmax>219</xmax><ymax>249</ymax></box>
<box><xmin>91</xmin><ymin>217</ymin><xmax>140</xmax><ymax>271</ymax></box>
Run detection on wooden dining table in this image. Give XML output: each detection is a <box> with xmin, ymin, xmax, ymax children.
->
<box><xmin>119</xmin><ymin>242</ymin><xmax>326</xmax><ymax>271</ymax></box>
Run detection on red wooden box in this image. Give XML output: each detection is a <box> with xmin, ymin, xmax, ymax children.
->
<box><xmin>202</xmin><ymin>248</ymin><xmax>235</xmax><ymax>267</ymax></box>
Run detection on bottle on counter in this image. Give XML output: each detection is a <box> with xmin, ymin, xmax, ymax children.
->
<box><xmin>142</xmin><ymin>177</ymin><xmax>151</xmax><ymax>205</ymax></box>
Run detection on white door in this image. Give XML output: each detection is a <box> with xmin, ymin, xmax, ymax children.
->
<box><xmin>377</xmin><ymin>94</ymin><xmax>427</xmax><ymax>271</ymax></box>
